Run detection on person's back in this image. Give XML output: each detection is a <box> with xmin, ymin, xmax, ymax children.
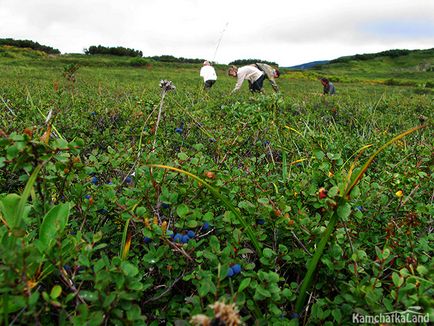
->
<box><xmin>200</xmin><ymin>61</ymin><xmax>217</xmax><ymax>89</ymax></box>
<box><xmin>328</xmin><ymin>82</ymin><xmax>336</xmax><ymax>95</ymax></box>
<box><xmin>254</xmin><ymin>63</ymin><xmax>279</xmax><ymax>92</ymax></box>
<box><xmin>234</xmin><ymin>66</ymin><xmax>264</xmax><ymax>91</ymax></box>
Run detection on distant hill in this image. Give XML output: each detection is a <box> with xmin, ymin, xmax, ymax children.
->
<box><xmin>287</xmin><ymin>60</ymin><xmax>329</xmax><ymax>70</ymax></box>
<box><xmin>287</xmin><ymin>48</ymin><xmax>434</xmax><ymax>87</ymax></box>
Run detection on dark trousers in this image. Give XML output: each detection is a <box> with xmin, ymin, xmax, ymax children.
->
<box><xmin>249</xmin><ymin>74</ymin><xmax>265</xmax><ymax>92</ymax></box>
<box><xmin>204</xmin><ymin>80</ymin><xmax>216</xmax><ymax>89</ymax></box>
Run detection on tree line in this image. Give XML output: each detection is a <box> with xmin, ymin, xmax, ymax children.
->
<box><xmin>229</xmin><ymin>59</ymin><xmax>278</xmax><ymax>66</ymax></box>
<box><xmin>0</xmin><ymin>38</ymin><xmax>60</xmax><ymax>54</ymax></box>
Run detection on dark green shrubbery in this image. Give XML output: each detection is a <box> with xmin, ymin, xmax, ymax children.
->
<box><xmin>0</xmin><ymin>38</ymin><xmax>60</xmax><ymax>54</ymax></box>
<box><xmin>85</xmin><ymin>45</ymin><xmax>143</xmax><ymax>57</ymax></box>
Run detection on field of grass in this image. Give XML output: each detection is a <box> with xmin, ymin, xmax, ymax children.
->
<box><xmin>301</xmin><ymin>48</ymin><xmax>434</xmax><ymax>87</ymax></box>
<box><xmin>0</xmin><ymin>48</ymin><xmax>433</xmax><ymax>325</ymax></box>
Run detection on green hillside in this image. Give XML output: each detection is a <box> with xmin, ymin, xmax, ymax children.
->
<box><xmin>295</xmin><ymin>48</ymin><xmax>434</xmax><ymax>87</ymax></box>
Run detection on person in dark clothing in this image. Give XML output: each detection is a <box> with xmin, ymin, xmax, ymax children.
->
<box><xmin>251</xmin><ymin>63</ymin><xmax>280</xmax><ymax>92</ymax></box>
<box><xmin>320</xmin><ymin>78</ymin><xmax>336</xmax><ymax>95</ymax></box>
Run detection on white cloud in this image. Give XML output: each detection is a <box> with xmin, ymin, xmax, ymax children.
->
<box><xmin>0</xmin><ymin>0</ymin><xmax>433</xmax><ymax>66</ymax></box>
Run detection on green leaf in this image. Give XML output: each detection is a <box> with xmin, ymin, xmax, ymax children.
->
<box><xmin>176</xmin><ymin>204</ymin><xmax>189</xmax><ymax>218</ymax></box>
<box><xmin>177</xmin><ymin>152</ymin><xmax>188</xmax><ymax>160</ymax></box>
<box><xmin>328</xmin><ymin>186</ymin><xmax>339</xmax><ymax>197</ymax></box>
<box><xmin>238</xmin><ymin>278</ymin><xmax>251</xmax><ymax>293</ymax></box>
<box><xmin>255</xmin><ymin>286</ymin><xmax>271</xmax><ymax>298</ymax></box>
<box><xmin>0</xmin><ymin>194</ymin><xmax>21</xmax><ymax>228</ymax></box>
<box><xmin>198</xmin><ymin>281</ymin><xmax>211</xmax><ymax>297</ymax></box>
<box><xmin>332</xmin><ymin>308</ymin><xmax>342</xmax><ymax>322</ymax></box>
<box><xmin>121</xmin><ymin>261</ymin><xmax>139</xmax><ymax>277</ymax></box>
<box><xmin>337</xmin><ymin>202</ymin><xmax>351</xmax><ymax>220</ymax></box>
<box><xmin>80</xmin><ymin>291</ymin><xmax>99</xmax><ymax>302</ymax></box>
<box><xmin>392</xmin><ymin>272</ymin><xmax>404</xmax><ymax>287</ymax></box>
<box><xmin>39</xmin><ymin>203</ymin><xmax>70</xmax><ymax>248</ymax></box>
<box><xmin>263</xmin><ymin>248</ymin><xmax>274</xmax><ymax>258</ymax></box>
<box><xmin>50</xmin><ymin>285</ymin><xmax>62</xmax><ymax>299</ymax></box>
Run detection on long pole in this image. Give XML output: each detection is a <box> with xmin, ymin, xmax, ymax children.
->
<box><xmin>212</xmin><ymin>22</ymin><xmax>229</xmax><ymax>62</ymax></box>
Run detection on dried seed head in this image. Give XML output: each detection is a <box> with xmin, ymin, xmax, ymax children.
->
<box><xmin>190</xmin><ymin>314</ymin><xmax>211</xmax><ymax>326</ymax></box>
<box><xmin>159</xmin><ymin>80</ymin><xmax>176</xmax><ymax>92</ymax></box>
<box><xmin>209</xmin><ymin>301</ymin><xmax>241</xmax><ymax>326</ymax></box>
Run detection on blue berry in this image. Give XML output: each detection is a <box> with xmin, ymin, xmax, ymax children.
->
<box><xmin>290</xmin><ymin>312</ymin><xmax>300</xmax><ymax>319</ymax></box>
<box><xmin>175</xmin><ymin>128</ymin><xmax>183</xmax><ymax>134</ymax></box>
<box><xmin>181</xmin><ymin>235</ymin><xmax>190</xmax><ymax>243</ymax></box>
<box><xmin>125</xmin><ymin>176</ymin><xmax>132</xmax><ymax>184</ymax></box>
<box><xmin>209</xmin><ymin>138</ymin><xmax>216</xmax><ymax>142</ymax></box>
<box><xmin>187</xmin><ymin>230</ymin><xmax>195</xmax><ymax>238</ymax></box>
<box><xmin>63</xmin><ymin>265</ymin><xmax>72</xmax><ymax>273</ymax></box>
<box><xmin>202</xmin><ymin>222</ymin><xmax>210</xmax><ymax>230</ymax></box>
<box><xmin>256</xmin><ymin>219</ymin><xmax>265</xmax><ymax>225</ymax></box>
<box><xmin>91</xmin><ymin>176</ymin><xmax>98</xmax><ymax>184</ymax></box>
<box><xmin>231</xmin><ymin>264</ymin><xmax>241</xmax><ymax>274</ymax></box>
<box><xmin>174</xmin><ymin>233</ymin><xmax>182</xmax><ymax>242</ymax></box>
<box><xmin>226</xmin><ymin>268</ymin><xmax>234</xmax><ymax>277</ymax></box>
<box><xmin>162</xmin><ymin>203</ymin><xmax>170</xmax><ymax>209</ymax></box>
<box><xmin>85</xmin><ymin>194</ymin><xmax>91</xmax><ymax>199</ymax></box>
<box><xmin>144</xmin><ymin>237</ymin><xmax>152</xmax><ymax>244</ymax></box>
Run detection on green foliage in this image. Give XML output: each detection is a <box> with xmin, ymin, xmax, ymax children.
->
<box><xmin>150</xmin><ymin>54</ymin><xmax>204</xmax><ymax>63</ymax></box>
<box><xmin>0</xmin><ymin>52</ymin><xmax>432</xmax><ymax>325</ymax></box>
<box><xmin>0</xmin><ymin>38</ymin><xmax>60</xmax><ymax>54</ymax></box>
<box><xmin>330</xmin><ymin>48</ymin><xmax>416</xmax><ymax>63</ymax></box>
<box><xmin>85</xmin><ymin>45</ymin><xmax>143</xmax><ymax>57</ymax></box>
<box><xmin>229</xmin><ymin>58</ymin><xmax>278</xmax><ymax>66</ymax></box>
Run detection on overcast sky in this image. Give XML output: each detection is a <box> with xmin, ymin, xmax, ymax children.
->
<box><xmin>1</xmin><ymin>0</ymin><xmax>433</xmax><ymax>66</ymax></box>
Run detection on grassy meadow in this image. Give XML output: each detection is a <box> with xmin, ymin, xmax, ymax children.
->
<box><xmin>0</xmin><ymin>47</ymin><xmax>433</xmax><ymax>325</ymax></box>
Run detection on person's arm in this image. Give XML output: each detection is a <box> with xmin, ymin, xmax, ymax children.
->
<box><xmin>269</xmin><ymin>78</ymin><xmax>279</xmax><ymax>92</ymax></box>
<box><xmin>232</xmin><ymin>73</ymin><xmax>245</xmax><ymax>93</ymax></box>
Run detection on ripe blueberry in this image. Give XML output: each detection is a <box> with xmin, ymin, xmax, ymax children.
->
<box><xmin>187</xmin><ymin>230</ymin><xmax>195</xmax><ymax>238</ymax></box>
<box><xmin>231</xmin><ymin>264</ymin><xmax>241</xmax><ymax>274</ymax></box>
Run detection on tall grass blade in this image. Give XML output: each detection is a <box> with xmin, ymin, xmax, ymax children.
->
<box><xmin>294</xmin><ymin>208</ymin><xmax>340</xmax><ymax>314</ymax></box>
<box><xmin>147</xmin><ymin>164</ymin><xmax>262</xmax><ymax>255</ymax></box>
<box><xmin>13</xmin><ymin>164</ymin><xmax>42</xmax><ymax>230</ymax></box>
<box><xmin>282</xmin><ymin>151</ymin><xmax>287</xmax><ymax>180</ymax></box>
<box><xmin>343</xmin><ymin>125</ymin><xmax>425</xmax><ymax>198</ymax></box>
<box><xmin>120</xmin><ymin>218</ymin><xmax>131</xmax><ymax>259</ymax></box>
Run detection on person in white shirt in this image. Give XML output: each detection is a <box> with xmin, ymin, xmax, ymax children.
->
<box><xmin>200</xmin><ymin>61</ymin><xmax>217</xmax><ymax>90</ymax></box>
<box><xmin>228</xmin><ymin>65</ymin><xmax>265</xmax><ymax>93</ymax></box>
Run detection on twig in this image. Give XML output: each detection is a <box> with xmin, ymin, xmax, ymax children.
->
<box><xmin>291</xmin><ymin>231</ymin><xmax>312</xmax><ymax>256</ymax></box>
<box><xmin>0</xmin><ymin>95</ymin><xmax>16</xmax><ymax>116</ymax></box>
<box><xmin>143</xmin><ymin>273</ymin><xmax>185</xmax><ymax>304</ymax></box>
